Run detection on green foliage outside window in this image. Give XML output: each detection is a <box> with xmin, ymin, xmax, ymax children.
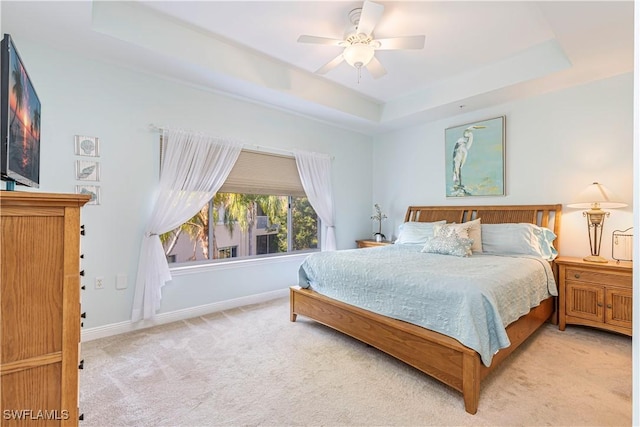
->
<box><xmin>161</xmin><ymin>194</ymin><xmax>318</xmax><ymax>262</ymax></box>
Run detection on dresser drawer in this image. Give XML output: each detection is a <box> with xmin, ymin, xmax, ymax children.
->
<box><xmin>565</xmin><ymin>267</ymin><xmax>632</xmax><ymax>288</ymax></box>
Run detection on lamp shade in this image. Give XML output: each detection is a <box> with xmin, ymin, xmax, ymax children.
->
<box><xmin>343</xmin><ymin>44</ymin><xmax>375</xmax><ymax>68</ymax></box>
<box><xmin>567</xmin><ymin>182</ymin><xmax>627</xmax><ymax>209</ymax></box>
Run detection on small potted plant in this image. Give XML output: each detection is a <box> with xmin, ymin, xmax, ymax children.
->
<box><xmin>371</xmin><ymin>204</ymin><xmax>388</xmax><ymax>242</ymax></box>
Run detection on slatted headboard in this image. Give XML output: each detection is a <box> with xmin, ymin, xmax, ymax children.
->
<box><xmin>404</xmin><ymin>204</ymin><xmax>562</xmax><ymax>247</ymax></box>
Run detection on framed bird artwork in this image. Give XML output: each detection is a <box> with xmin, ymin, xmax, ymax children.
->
<box><xmin>445</xmin><ymin>116</ymin><xmax>505</xmax><ymax>197</ymax></box>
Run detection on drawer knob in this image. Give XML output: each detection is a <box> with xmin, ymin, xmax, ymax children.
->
<box><xmin>607</xmin><ymin>304</ymin><xmax>612</xmax><ymax>309</ymax></box>
<box><xmin>597</xmin><ymin>302</ymin><xmax>603</xmax><ymax>307</ymax></box>
<box><xmin>574</xmin><ymin>273</ymin><xmax>581</xmax><ymax>279</ymax></box>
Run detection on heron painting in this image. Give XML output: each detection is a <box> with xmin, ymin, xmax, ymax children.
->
<box><xmin>445</xmin><ymin>116</ymin><xmax>505</xmax><ymax>197</ymax></box>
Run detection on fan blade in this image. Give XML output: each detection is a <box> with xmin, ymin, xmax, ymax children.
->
<box><xmin>375</xmin><ymin>35</ymin><xmax>426</xmax><ymax>50</ymax></box>
<box><xmin>366</xmin><ymin>56</ymin><xmax>387</xmax><ymax>79</ymax></box>
<box><xmin>356</xmin><ymin>0</ymin><xmax>384</xmax><ymax>36</ymax></box>
<box><xmin>297</xmin><ymin>35</ymin><xmax>344</xmax><ymax>46</ymax></box>
<box><xmin>316</xmin><ymin>54</ymin><xmax>344</xmax><ymax>75</ymax></box>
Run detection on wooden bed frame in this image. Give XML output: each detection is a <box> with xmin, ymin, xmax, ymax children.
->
<box><xmin>290</xmin><ymin>204</ymin><xmax>562</xmax><ymax>414</ymax></box>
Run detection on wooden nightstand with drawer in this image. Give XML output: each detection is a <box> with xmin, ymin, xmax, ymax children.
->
<box><xmin>356</xmin><ymin>239</ymin><xmax>392</xmax><ymax>248</ymax></box>
<box><xmin>556</xmin><ymin>256</ymin><xmax>632</xmax><ymax>336</ymax></box>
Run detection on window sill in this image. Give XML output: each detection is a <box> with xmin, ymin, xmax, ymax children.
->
<box><xmin>169</xmin><ymin>252</ymin><xmax>315</xmax><ymax>277</ymax></box>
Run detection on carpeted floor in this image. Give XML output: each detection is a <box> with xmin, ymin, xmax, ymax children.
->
<box><xmin>80</xmin><ymin>297</ymin><xmax>631</xmax><ymax>426</ymax></box>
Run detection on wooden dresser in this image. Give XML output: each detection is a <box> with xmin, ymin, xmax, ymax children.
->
<box><xmin>556</xmin><ymin>256</ymin><xmax>633</xmax><ymax>336</ymax></box>
<box><xmin>1</xmin><ymin>191</ymin><xmax>90</xmax><ymax>426</ymax></box>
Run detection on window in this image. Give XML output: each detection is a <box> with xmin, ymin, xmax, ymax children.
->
<box><xmin>160</xmin><ymin>150</ymin><xmax>320</xmax><ymax>264</ymax></box>
<box><xmin>256</xmin><ymin>234</ymin><xmax>279</xmax><ymax>255</ymax></box>
<box><xmin>217</xmin><ymin>246</ymin><xmax>237</xmax><ymax>259</ymax></box>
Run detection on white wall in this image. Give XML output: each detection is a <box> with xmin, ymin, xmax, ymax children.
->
<box><xmin>372</xmin><ymin>73</ymin><xmax>634</xmax><ymax>259</ymax></box>
<box><xmin>4</xmin><ymin>40</ymin><xmax>374</xmax><ymax>330</ymax></box>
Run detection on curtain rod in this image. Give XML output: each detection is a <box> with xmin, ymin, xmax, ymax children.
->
<box><xmin>148</xmin><ymin>123</ymin><xmax>333</xmax><ymax>159</ymax></box>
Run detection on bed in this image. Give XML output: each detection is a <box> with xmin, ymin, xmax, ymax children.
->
<box><xmin>290</xmin><ymin>204</ymin><xmax>562</xmax><ymax>414</ymax></box>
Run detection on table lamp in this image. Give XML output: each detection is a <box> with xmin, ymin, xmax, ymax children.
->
<box><xmin>567</xmin><ymin>182</ymin><xmax>627</xmax><ymax>263</ymax></box>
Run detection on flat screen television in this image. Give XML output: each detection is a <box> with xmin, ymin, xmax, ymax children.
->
<box><xmin>1</xmin><ymin>33</ymin><xmax>40</xmax><ymax>189</ymax></box>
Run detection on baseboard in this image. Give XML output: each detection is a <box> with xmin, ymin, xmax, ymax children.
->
<box><xmin>81</xmin><ymin>288</ymin><xmax>289</xmax><ymax>342</ymax></box>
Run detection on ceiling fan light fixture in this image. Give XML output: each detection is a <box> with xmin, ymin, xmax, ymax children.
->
<box><xmin>297</xmin><ymin>0</ymin><xmax>423</xmax><ymax>80</ymax></box>
<box><xmin>343</xmin><ymin>43</ymin><xmax>375</xmax><ymax>69</ymax></box>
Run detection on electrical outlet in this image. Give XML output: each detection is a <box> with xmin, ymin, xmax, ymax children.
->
<box><xmin>95</xmin><ymin>276</ymin><xmax>104</xmax><ymax>290</ymax></box>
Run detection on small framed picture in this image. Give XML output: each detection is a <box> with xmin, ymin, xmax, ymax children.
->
<box><xmin>76</xmin><ymin>185</ymin><xmax>101</xmax><ymax>205</ymax></box>
<box><xmin>75</xmin><ymin>160</ymin><xmax>100</xmax><ymax>181</ymax></box>
<box><xmin>75</xmin><ymin>135</ymin><xmax>100</xmax><ymax>157</ymax></box>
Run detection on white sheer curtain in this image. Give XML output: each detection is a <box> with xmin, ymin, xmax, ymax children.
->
<box><xmin>131</xmin><ymin>129</ymin><xmax>242</xmax><ymax>321</ymax></box>
<box><xmin>294</xmin><ymin>151</ymin><xmax>336</xmax><ymax>251</ymax></box>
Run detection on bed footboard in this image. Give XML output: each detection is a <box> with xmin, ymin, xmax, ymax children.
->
<box><xmin>290</xmin><ymin>286</ymin><xmax>554</xmax><ymax>414</ymax></box>
<box><xmin>290</xmin><ymin>286</ymin><xmax>482</xmax><ymax>413</ymax></box>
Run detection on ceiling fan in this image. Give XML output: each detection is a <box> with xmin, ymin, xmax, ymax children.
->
<box><xmin>297</xmin><ymin>0</ymin><xmax>425</xmax><ymax>81</ymax></box>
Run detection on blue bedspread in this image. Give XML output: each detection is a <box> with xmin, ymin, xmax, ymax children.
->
<box><xmin>298</xmin><ymin>244</ymin><xmax>557</xmax><ymax>366</ymax></box>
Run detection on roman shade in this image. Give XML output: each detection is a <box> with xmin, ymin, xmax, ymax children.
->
<box><xmin>219</xmin><ymin>150</ymin><xmax>305</xmax><ymax>197</ymax></box>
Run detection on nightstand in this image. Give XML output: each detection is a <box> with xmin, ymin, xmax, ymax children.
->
<box><xmin>556</xmin><ymin>256</ymin><xmax>632</xmax><ymax>336</ymax></box>
<box><xmin>356</xmin><ymin>239</ymin><xmax>392</xmax><ymax>248</ymax></box>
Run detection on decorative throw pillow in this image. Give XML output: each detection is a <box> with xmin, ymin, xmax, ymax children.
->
<box><xmin>466</xmin><ymin>218</ymin><xmax>482</xmax><ymax>253</ymax></box>
<box><xmin>421</xmin><ymin>226</ymin><xmax>473</xmax><ymax>257</ymax></box>
<box><xmin>434</xmin><ymin>218</ymin><xmax>482</xmax><ymax>253</ymax></box>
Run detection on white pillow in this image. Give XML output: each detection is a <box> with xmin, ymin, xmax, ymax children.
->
<box><xmin>433</xmin><ymin>218</ymin><xmax>482</xmax><ymax>253</ymax></box>
<box><xmin>481</xmin><ymin>223</ymin><xmax>558</xmax><ymax>260</ymax></box>
<box><xmin>395</xmin><ymin>220</ymin><xmax>446</xmax><ymax>245</ymax></box>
